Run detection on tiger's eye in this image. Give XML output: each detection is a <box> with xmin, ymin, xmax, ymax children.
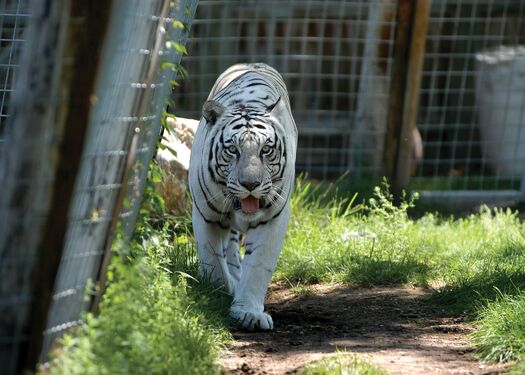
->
<box><xmin>261</xmin><ymin>145</ymin><xmax>271</xmax><ymax>154</ymax></box>
<box><xmin>227</xmin><ymin>145</ymin><xmax>237</xmax><ymax>153</ymax></box>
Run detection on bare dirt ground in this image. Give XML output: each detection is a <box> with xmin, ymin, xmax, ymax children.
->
<box><xmin>219</xmin><ymin>283</ymin><xmax>511</xmax><ymax>375</ymax></box>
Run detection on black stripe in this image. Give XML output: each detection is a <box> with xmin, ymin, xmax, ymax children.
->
<box><xmin>266</xmin><ymin>96</ymin><xmax>281</xmax><ymax>112</ymax></box>
<box><xmin>190</xmin><ymin>191</ymin><xmax>230</xmax><ymax>230</ymax></box>
<box><xmin>198</xmin><ymin>179</ymin><xmax>222</xmax><ymax>215</ymax></box>
<box><xmin>208</xmin><ymin>146</ymin><xmax>213</xmax><ymax>161</ymax></box>
<box><xmin>240</xmin><ymin>312</ymin><xmax>248</xmax><ymax>325</ymax></box>
<box><xmin>198</xmin><ymin>167</ymin><xmax>224</xmax><ymax>215</ymax></box>
<box><xmin>278</xmin><ymin>142</ymin><xmax>287</xmax><ymax>179</ymax></box>
<box><xmin>246</xmin><ymin>81</ymin><xmax>271</xmax><ymax>88</ymax></box>
<box><xmin>215</xmin><ymin>72</ymin><xmax>252</xmax><ymax>99</ymax></box>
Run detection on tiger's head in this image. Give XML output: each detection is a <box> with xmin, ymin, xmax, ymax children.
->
<box><xmin>202</xmin><ymin>97</ymin><xmax>287</xmax><ymax>216</ymax></box>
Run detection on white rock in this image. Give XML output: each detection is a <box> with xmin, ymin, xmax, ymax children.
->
<box><xmin>156</xmin><ymin>116</ymin><xmax>199</xmax><ymax>213</ymax></box>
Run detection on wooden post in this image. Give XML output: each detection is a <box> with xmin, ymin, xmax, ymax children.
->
<box><xmin>17</xmin><ymin>2</ymin><xmax>113</xmax><ymax>372</ymax></box>
<box><xmin>383</xmin><ymin>0</ymin><xmax>431</xmax><ymax>196</ymax></box>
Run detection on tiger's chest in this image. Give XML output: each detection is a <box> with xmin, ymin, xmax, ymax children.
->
<box><xmin>229</xmin><ymin>211</ymin><xmax>260</xmax><ymax>233</ymax></box>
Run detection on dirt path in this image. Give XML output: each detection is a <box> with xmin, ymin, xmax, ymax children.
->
<box><xmin>219</xmin><ymin>284</ymin><xmax>510</xmax><ymax>374</ymax></box>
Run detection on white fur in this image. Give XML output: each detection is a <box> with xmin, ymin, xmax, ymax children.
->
<box><xmin>189</xmin><ymin>63</ymin><xmax>297</xmax><ymax>330</ymax></box>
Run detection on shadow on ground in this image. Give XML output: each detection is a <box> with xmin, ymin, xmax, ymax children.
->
<box><xmin>220</xmin><ymin>284</ymin><xmax>510</xmax><ymax>375</ymax></box>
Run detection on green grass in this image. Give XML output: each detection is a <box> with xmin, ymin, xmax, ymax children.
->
<box><xmin>278</xmin><ymin>177</ymin><xmax>525</xmax><ymax>311</ymax></box>
<box><xmin>277</xmin><ymin>176</ymin><xmax>525</xmax><ymax>371</ymax></box>
<box><xmin>46</xmin><ymin>218</ymin><xmax>231</xmax><ymax>375</ymax></box>
<box><xmin>300</xmin><ymin>352</ymin><xmax>388</xmax><ymax>375</ymax></box>
<box><xmin>408</xmin><ymin>175</ymin><xmax>521</xmax><ymax>192</ymax></box>
<box><xmin>46</xmin><ymin>174</ymin><xmax>525</xmax><ymax>373</ymax></box>
<box><xmin>470</xmin><ymin>292</ymin><xmax>525</xmax><ymax>363</ymax></box>
<box><xmin>279</xmin><ymin>177</ymin><xmax>431</xmax><ymax>286</ymax></box>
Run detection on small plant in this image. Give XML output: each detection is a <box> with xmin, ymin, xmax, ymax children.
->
<box><xmin>284</xmin><ymin>277</ymin><xmax>319</xmax><ymax>297</ymax></box>
<box><xmin>278</xmin><ymin>177</ymin><xmax>430</xmax><ymax>286</ymax></box>
<box><xmin>366</xmin><ymin>178</ymin><xmax>419</xmax><ymax>220</ymax></box>
<box><xmin>291</xmin><ymin>173</ymin><xmax>362</xmax><ymax>219</ymax></box>
<box><xmin>46</xmin><ymin>197</ymin><xmax>230</xmax><ymax>374</ymax></box>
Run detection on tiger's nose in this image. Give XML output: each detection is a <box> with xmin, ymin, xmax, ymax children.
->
<box><xmin>239</xmin><ymin>179</ymin><xmax>261</xmax><ymax>192</ymax></box>
<box><xmin>238</xmin><ymin>151</ymin><xmax>263</xmax><ymax>191</ymax></box>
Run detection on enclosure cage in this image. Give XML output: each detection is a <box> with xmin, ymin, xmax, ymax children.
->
<box><xmin>0</xmin><ymin>0</ymin><xmax>197</xmax><ymax>373</ymax></box>
<box><xmin>174</xmin><ymin>0</ymin><xmax>525</xmax><ymax>203</ymax></box>
<box><xmin>1</xmin><ymin>0</ymin><xmax>525</xmax><ymax>372</ymax></box>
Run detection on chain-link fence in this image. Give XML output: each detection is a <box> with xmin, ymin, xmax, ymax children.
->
<box><xmin>41</xmin><ymin>0</ymin><xmax>198</xmax><ymax>363</ymax></box>
<box><xmin>0</xmin><ymin>1</ymin><xmax>197</xmax><ymax>373</ymax></box>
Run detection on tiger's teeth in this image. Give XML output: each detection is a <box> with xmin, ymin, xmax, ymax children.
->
<box><xmin>240</xmin><ymin>196</ymin><xmax>259</xmax><ymax>214</ymax></box>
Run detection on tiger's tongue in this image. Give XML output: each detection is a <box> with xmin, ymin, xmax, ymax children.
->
<box><xmin>240</xmin><ymin>196</ymin><xmax>259</xmax><ymax>214</ymax></box>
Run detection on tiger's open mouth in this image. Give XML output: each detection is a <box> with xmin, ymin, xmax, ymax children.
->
<box><xmin>234</xmin><ymin>196</ymin><xmax>261</xmax><ymax>214</ymax></box>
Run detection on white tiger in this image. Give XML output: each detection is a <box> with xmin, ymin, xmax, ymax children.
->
<box><xmin>189</xmin><ymin>63</ymin><xmax>297</xmax><ymax>330</ymax></box>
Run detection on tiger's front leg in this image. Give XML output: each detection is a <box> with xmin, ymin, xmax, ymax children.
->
<box><xmin>230</xmin><ymin>205</ymin><xmax>290</xmax><ymax>330</ymax></box>
<box><xmin>192</xmin><ymin>210</ymin><xmax>238</xmax><ymax>295</ymax></box>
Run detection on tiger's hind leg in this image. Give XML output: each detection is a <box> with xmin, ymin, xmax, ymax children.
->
<box><xmin>225</xmin><ymin>229</ymin><xmax>242</xmax><ymax>284</ymax></box>
<box><xmin>192</xmin><ymin>210</ymin><xmax>237</xmax><ymax>294</ymax></box>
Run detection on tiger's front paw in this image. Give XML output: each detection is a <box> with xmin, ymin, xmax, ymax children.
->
<box><xmin>230</xmin><ymin>306</ymin><xmax>274</xmax><ymax>331</ymax></box>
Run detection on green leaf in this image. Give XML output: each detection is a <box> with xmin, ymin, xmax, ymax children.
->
<box><xmin>167</xmin><ymin>41</ymin><xmax>188</xmax><ymax>55</ymax></box>
<box><xmin>172</xmin><ymin>20</ymin><xmax>185</xmax><ymax>30</ymax></box>
<box><xmin>160</xmin><ymin>61</ymin><xmax>175</xmax><ymax>71</ymax></box>
<box><xmin>158</xmin><ymin>142</ymin><xmax>178</xmax><ymax>158</ymax></box>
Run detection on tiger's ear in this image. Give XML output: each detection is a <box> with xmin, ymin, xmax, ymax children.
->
<box><xmin>202</xmin><ymin>100</ymin><xmax>225</xmax><ymax>125</ymax></box>
<box><xmin>266</xmin><ymin>96</ymin><xmax>281</xmax><ymax>113</ymax></box>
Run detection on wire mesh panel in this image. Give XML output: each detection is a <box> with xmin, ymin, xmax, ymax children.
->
<box><xmin>174</xmin><ymin>0</ymin><xmax>397</xmax><ymax>179</ymax></box>
<box><xmin>0</xmin><ymin>0</ymin><xmax>29</xmax><ymax>150</ymax></box>
<box><xmin>413</xmin><ymin>0</ymin><xmax>525</xmax><ymax>197</ymax></box>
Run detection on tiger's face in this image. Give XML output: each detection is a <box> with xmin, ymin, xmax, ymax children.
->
<box><xmin>203</xmin><ymin>99</ymin><xmax>286</xmax><ymax>216</ymax></box>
